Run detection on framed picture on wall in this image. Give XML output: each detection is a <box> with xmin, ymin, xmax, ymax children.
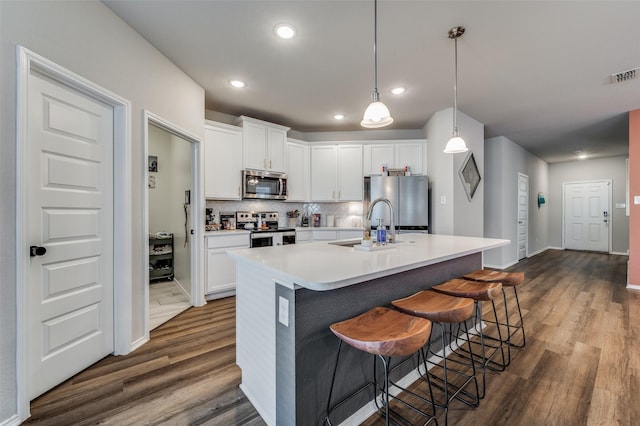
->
<box><xmin>148</xmin><ymin>155</ymin><xmax>158</xmax><ymax>173</ymax></box>
<box><xmin>458</xmin><ymin>151</ymin><xmax>481</xmax><ymax>201</ymax></box>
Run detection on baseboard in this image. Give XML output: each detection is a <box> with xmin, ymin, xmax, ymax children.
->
<box><xmin>548</xmin><ymin>246</ymin><xmax>563</xmax><ymax>251</ymax></box>
<box><xmin>627</xmin><ymin>284</ymin><xmax>640</xmax><ymax>291</ymax></box>
<box><xmin>527</xmin><ymin>247</ymin><xmax>550</xmax><ymax>257</ymax></box>
<box><xmin>611</xmin><ymin>251</ymin><xmax>629</xmax><ymax>256</ymax></box>
<box><xmin>0</xmin><ymin>414</ymin><xmax>20</xmax><ymax>426</ymax></box>
<box><xmin>130</xmin><ymin>335</ymin><xmax>149</xmax><ymax>352</ymax></box>
<box><xmin>483</xmin><ymin>260</ymin><xmax>518</xmax><ymax>270</ymax></box>
<box><xmin>173</xmin><ymin>278</ymin><xmax>191</xmax><ymax>300</ymax></box>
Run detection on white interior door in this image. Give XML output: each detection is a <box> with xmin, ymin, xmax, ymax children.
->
<box><xmin>517</xmin><ymin>173</ymin><xmax>529</xmax><ymax>260</ymax></box>
<box><xmin>563</xmin><ymin>181</ymin><xmax>610</xmax><ymax>252</ymax></box>
<box><xmin>28</xmin><ymin>70</ymin><xmax>114</xmax><ymax>399</ymax></box>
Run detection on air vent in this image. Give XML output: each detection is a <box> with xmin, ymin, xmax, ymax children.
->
<box><xmin>610</xmin><ymin>67</ymin><xmax>638</xmax><ymax>83</ymax></box>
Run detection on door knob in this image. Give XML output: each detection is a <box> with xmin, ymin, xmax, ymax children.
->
<box><xmin>30</xmin><ymin>246</ymin><xmax>47</xmax><ymax>257</ymax></box>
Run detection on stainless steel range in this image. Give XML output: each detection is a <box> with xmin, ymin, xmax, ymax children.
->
<box><xmin>236</xmin><ymin>211</ymin><xmax>296</xmax><ymax>248</ymax></box>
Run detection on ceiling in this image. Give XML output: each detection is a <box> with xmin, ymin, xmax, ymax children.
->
<box><xmin>103</xmin><ymin>0</ymin><xmax>640</xmax><ymax>163</ymax></box>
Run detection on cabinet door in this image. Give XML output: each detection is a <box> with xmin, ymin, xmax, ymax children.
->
<box><xmin>310</xmin><ymin>145</ymin><xmax>337</xmax><ymax>201</ymax></box>
<box><xmin>337</xmin><ymin>145</ymin><xmax>363</xmax><ymax>201</ymax></box>
<box><xmin>204</xmin><ymin>124</ymin><xmax>242</xmax><ymax>199</ymax></box>
<box><xmin>395</xmin><ymin>143</ymin><xmax>425</xmax><ymax>175</ymax></box>
<box><xmin>366</xmin><ymin>144</ymin><xmax>394</xmax><ymax>176</ymax></box>
<box><xmin>206</xmin><ymin>249</ymin><xmax>237</xmax><ymax>294</ymax></box>
<box><xmin>243</xmin><ymin>121</ymin><xmax>267</xmax><ymax>170</ymax></box>
<box><xmin>286</xmin><ymin>142</ymin><xmax>309</xmax><ymax>202</ymax></box>
<box><xmin>267</xmin><ymin>127</ymin><xmax>286</xmax><ymax>172</ymax></box>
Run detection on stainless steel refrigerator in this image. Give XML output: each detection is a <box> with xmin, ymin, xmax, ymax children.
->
<box><xmin>364</xmin><ymin>175</ymin><xmax>429</xmax><ymax>233</ymax></box>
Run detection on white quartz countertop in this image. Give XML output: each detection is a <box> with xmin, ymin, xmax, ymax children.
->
<box><xmin>228</xmin><ymin>233</ymin><xmax>509</xmax><ymax>291</ymax></box>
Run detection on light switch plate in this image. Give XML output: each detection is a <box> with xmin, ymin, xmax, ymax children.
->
<box><xmin>635</xmin><ymin>195</ymin><xmax>640</xmax><ymax>205</ymax></box>
<box><xmin>278</xmin><ymin>296</ymin><xmax>289</xmax><ymax>327</ymax></box>
<box><xmin>440</xmin><ymin>195</ymin><xmax>447</xmax><ymax>205</ymax></box>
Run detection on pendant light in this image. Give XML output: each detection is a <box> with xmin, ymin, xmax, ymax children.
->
<box><xmin>443</xmin><ymin>26</ymin><xmax>469</xmax><ymax>154</ymax></box>
<box><xmin>361</xmin><ymin>0</ymin><xmax>393</xmax><ymax>128</ymax></box>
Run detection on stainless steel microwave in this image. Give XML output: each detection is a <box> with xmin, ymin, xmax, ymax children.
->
<box><xmin>242</xmin><ymin>170</ymin><xmax>288</xmax><ymax>200</ymax></box>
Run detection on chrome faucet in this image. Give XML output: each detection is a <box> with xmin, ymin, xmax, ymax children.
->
<box><xmin>366</xmin><ymin>198</ymin><xmax>396</xmax><ymax>243</ymax></box>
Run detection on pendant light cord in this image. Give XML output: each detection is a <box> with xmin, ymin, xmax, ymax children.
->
<box><xmin>372</xmin><ymin>0</ymin><xmax>379</xmax><ymax>100</ymax></box>
<box><xmin>453</xmin><ymin>33</ymin><xmax>458</xmax><ymax>134</ymax></box>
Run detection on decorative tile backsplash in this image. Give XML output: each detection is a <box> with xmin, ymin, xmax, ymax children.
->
<box><xmin>206</xmin><ymin>200</ymin><xmax>364</xmax><ymax>228</ymax></box>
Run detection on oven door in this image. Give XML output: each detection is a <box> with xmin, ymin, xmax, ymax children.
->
<box><xmin>282</xmin><ymin>231</ymin><xmax>296</xmax><ymax>245</ymax></box>
<box><xmin>250</xmin><ymin>233</ymin><xmax>273</xmax><ymax>248</ymax></box>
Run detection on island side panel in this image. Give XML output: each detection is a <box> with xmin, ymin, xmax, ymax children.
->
<box><xmin>286</xmin><ymin>252</ymin><xmax>482</xmax><ymax>425</ymax></box>
<box><xmin>236</xmin><ymin>263</ymin><xmax>277</xmax><ymax>426</ymax></box>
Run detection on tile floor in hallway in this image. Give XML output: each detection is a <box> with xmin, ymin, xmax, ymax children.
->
<box><xmin>149</xmin><ymin>279</ymin><xmax>190</xmax><ymax>330</ymax></box>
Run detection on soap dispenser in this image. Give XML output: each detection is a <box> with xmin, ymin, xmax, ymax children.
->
<box><xmin>376</xmin><ymin>218</ymin><xmax>387</xmax><ymax>245</ymax></box>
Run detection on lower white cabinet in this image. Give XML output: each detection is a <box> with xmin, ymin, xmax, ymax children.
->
<box><xmin>310</xmin><ymin>229</ymin><xmax>363</xmax><ymax>241</ymax></box>
<box><xmin>205</xmin><ymin>233</ymin><xmax>249</xmax><ymax>299</ymax></box>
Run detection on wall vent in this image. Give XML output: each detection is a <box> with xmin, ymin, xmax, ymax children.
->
<box><xmin>610</xmin><ymin>67</ymin><xmax>638</xmax><ymax>83</ymax></box>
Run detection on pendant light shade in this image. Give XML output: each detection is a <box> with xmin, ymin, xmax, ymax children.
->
<box><xmin>361</xmin><ymin>0</ymin><xmax>393</xmax><ymax>128</ymax></box>
<box><xmin>443</xmin><ymin>26</ymin><xmax>468</xmax><ymax>154</ymax></box>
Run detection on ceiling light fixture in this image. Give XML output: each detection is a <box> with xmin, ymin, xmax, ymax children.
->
<box><xmin>274</xmin><ymin>24</ymin><xmax>296</xmax><ymax>39</ymax></box>
<box><xmin>333</xmin><ymin>114</ymin><xmax>345</xmax><ymax>120</ymax></box>
<box><xmin>443</xmin><ymin>26</ymin><xmax>469</xmax><ymax>154</ymax></box>
<box><xmin>391</xmin><ymin>87</ymin><xmax>406</xmax><ymax>95</ymax></box>
<box><xmin>229</xmin><ymin>80</ymin><xmax>246</xmax><ymax>88</ymax></box>
<box><xmin>361</xmin><ymin>0</ymin><xmax>393</xmax><ymax>128</ymax></box>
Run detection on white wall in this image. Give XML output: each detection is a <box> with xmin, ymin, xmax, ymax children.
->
<box><xmin>1</xmin><ymin>1</ymin><xmax>203</xmax><ymax>422</ymax></box>
<box><xmin>483</xmin><ymin>137</ymin><xmax>549</xmax><ymax>268</ymax></box>
<box><xmin>548</xmin><ymin>156</ymin><xmax>629</xmax><ymax>254</ymax></box>
<box><xmin>426</xmin><ymin>108</ymin><xmax>484</xmax><ymax>237</ymax></box>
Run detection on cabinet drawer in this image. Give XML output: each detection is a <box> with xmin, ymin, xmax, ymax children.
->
<box><xmin>206</xmin><ymin>233</ymin><xmax>249</xmax><ymax>249</ymax></box>
<box><xmin>312</xmin><ymin>230</ymin><xmax>338</xmax><ymax>240</ymax></box>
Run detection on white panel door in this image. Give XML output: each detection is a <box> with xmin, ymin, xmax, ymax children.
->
<box><xmin>310</xmin><ymin>145</ymin><xmax>337</xmax><ymax>201</ymax></box>
<box><xmin>204</xmin><ymin>124</ymin><xmax>242</xmax><ymax>200</ymax></box>
<box><xmin>28</xmin><ymin>70</ymin><xmax>114</xmax><ymax>399</ymax></box>
<box><xmin>337</xmin><ymin>145</ymin><xmax>363</xmax><ymax>201</ymax></box>
<box><xmin>517</xmin><ymin>173</ymin><xmax>529</xmax><ymax>260</ymax></box>
<box><xmin>563</xmin><ymin>181</ymin><xmax>610</xmax><ymax>252</ymax></box>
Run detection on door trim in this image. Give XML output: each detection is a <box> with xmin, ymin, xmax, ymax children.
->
<box><xmin>15</xmin><ymin>46</ymin><xmax>132</xmax><ymax>420</ymax></box>
<box><xmin>517</xmin><ymin>173</ymin><xmax>529</xmax><ymax>260</ymax></box>
<box><xmin>561</xmin><ymin>179</ymin><xmax>612</xmax><ymax>253</ymax></box>
<box><xmin>142</xmin><ymin>111</ymin><xmax>205</xmax><ymax>341</ymax></box>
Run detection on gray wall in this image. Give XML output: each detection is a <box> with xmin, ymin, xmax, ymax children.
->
<box><xmin>1</xmin><ymin>1</ymin><xmax>203</xmax><ymax>422</ymax></box>
<box><xmin>426</xmin><ymin>108</ymin><xmax>484</xmax><ymax>237</ymax></box>
<box><xmin>548</xmin><ymin>156</ymin><xmax>629</xmax><ymax>254</ymax></box>
<box><xmin>484</xmin><ymin>137</ymin><xmax>549</xmax><ymax>268</ymax></box>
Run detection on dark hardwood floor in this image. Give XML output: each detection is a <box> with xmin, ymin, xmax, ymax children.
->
<box><xmin>25</xmin><ymin>249</ymin><xmax>636</xmax><ymax>425</ymax></box>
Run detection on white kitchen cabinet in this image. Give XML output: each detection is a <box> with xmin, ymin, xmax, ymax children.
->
<box><xmin>238</xmin><ymin>116</ymin><xmax>289</xmax><ymax>172</ymax></box>
<box><xmin>205</xmin><ymin>233</ymin><xmax>250</xmax><ymax>299</ymax></box>
<box><xmin>285</xmin><ymin>139</ymin><xmax>309</xmax><ymax>202</ymax></box>
<box><xmin>295</xmin><ymin>229</ymin><xmax>311</xmax><ymax>243</ymax></box>
<box><xmin>204</xmin><ymin>121</ymin><xmax>243</xmax><ymax>200</ymax></box>
<box><xmin>310</xmin><ymin>144</ymin><xmax>363</xmax><ymax>202</ymax></box>
<box><xmin>363</xmin><ymin>141</ymin><xmax>427</xmax><ymax>176</ymax></box>
<box><xmin>310</xmin><ymin>229</ymin><xmax>363</xmax><ymax>241</ymax></box>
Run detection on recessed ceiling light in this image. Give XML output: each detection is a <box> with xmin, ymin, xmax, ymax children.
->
<box><xmin>578</xmin><ymin>154</ymin><xmax>588</xmax><ymax>160</ymax></box>
<box><xmin>391</xmin><ymin>87</ymin><xmax>406</xmax><ymax>95</ymax></box>
<box><xmin>333</xmin><ymin>114</ymin><xmax>345</xmax><ymax>120</ymax></box>
<box><xmin>275</xmin><ymin>24</ymin><xmax>296</xmax><ymax>39</ymax></box>
<box><xmin>229</xmin><ymin>80</ymin><xmax>246</xmax><ymax>88</ymax></box>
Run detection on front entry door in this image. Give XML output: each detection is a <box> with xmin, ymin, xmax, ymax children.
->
<box><xmin>563</xmin><ymin>181</ymin><xmax>610</xmax><ymax>252</ymax></box>
<box><xmin>28</xmin><ymin>69</ymin><xmax>114</xmax><ymax>399</ymax></box>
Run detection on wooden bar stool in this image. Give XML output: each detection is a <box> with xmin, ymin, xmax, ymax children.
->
<box><xmin>463</xmin><ymin>270</ymin><xmax>526</xmax><ymax>363</ymax></box>
<box><xmin>325</xmin><ymin>307</ymin><xmax>438</xmax><ymax>426</ymax></box>
<box><xmin>431</xmin><ymin>278</ymin><xmax>505</xmax><ymax>399</ymax></box>
<box><xmin>392</xmin><ymin>290</ymin><xmax>479</xmax><ymax>426</ymax></box>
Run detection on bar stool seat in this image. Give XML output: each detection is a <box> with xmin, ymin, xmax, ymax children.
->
<box><xmin>392</xmin><ymin>290</ymin><xmax>479</xmax><ymax>425</ymax></box>
<box><xmin>463</xmin><ymin>269</ymin><xmax>527</xmax><ymax>358</ymax></box>
<box><xmin>326</xmin><ymin>307</ymin><xmax>437</xmax><ymax>426</ymax></box>
<box><xmin>431</xmin><ymin>278</ymin><xmax>505</xmax><ymax>398</ymax></box>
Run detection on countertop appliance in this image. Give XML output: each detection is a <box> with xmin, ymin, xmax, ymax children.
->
<box><xmin>364</xmin><ymin>175</ymin><xmax>429</xmax><ymax>233</ymax></box>
<box><xmin>236</xmin><ymin>211</ymin><xmax>296</xmax><ymax>248</ymax></box>
<box><xmin>242</xmin><ymin>169</ymin><xmax>288</xmax><ymax>200</ymax></box>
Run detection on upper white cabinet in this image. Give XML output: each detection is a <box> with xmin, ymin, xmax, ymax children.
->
<box><xmin>286</xmin><ymin>139</ymin><xmax>310</xmax><ymax>202</ymax></box>
<box><xmin>311</xmin><ymin>144</ymin><xmax>363</xmax><ymax>202</ymax></box>
<box><xmin>363</xmin><ymin>141</ymin><xmax>427</xmax><ymax>176</ymax></box>
<box><xmin>238</xmin><ymin>116</ymin><xmax>289</xmax><ymax>172</ymax></box>
<box><xmin>204</xmin><ymin>121</ymin><xmax>243</xmax><ymax>200</ymax></box>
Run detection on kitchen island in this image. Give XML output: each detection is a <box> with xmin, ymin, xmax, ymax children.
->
<box><xmin>228</xmin><ymin>233</ymin><xmax>509</xmax><ymax>426</ymax></box>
